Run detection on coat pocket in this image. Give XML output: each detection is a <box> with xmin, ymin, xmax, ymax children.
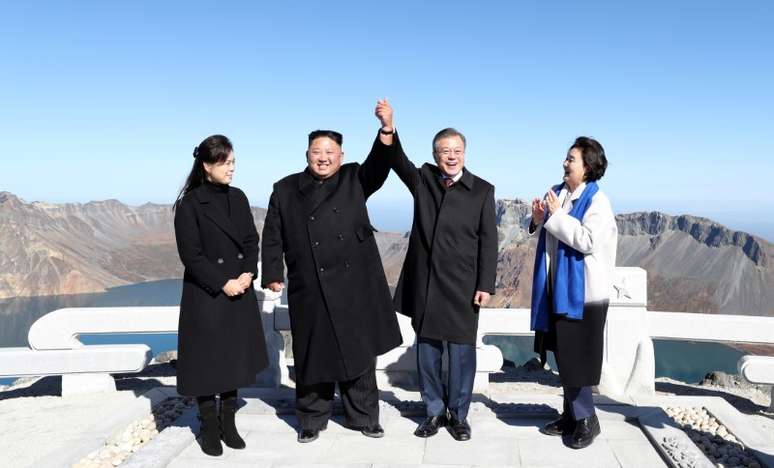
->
<box><xmin>355</xmin><ymin>223</ymin><xmax>378</xmax><ymax>242</ymax></box>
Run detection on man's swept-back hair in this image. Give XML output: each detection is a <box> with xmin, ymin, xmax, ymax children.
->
<box><xmin>432</xmin><ymin>127</ymin><xmax>466</xmax><ymax>153</ymax></box>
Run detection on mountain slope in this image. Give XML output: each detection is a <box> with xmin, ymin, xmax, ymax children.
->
<box><xmin>2</xmin><ymin>192</ymin><xmax>771</xmax><ymax>316</ymax></box>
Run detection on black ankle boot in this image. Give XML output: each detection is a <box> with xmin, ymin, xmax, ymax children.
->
<box><xmin>219</xmin><ymin>394</ymin><xmax>246</xmax><ymax>449</ymax></box>
<box><xmin>197</xmin><ymin>398</ymin><xmax>223</xmax><ymax>456</ymax></box>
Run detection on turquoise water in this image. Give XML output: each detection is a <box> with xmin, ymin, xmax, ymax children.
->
<box><xmin>0</xmin><ymin>280</ymin><xmax>752</xmax><ymax>386</ymax></box>
<box><xmin>483</xmin><ymin>335</ymin><xmax>747</xmax><ymax>384</ymax></box>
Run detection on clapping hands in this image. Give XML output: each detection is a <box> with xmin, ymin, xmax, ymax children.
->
<box><xmin>531</xmin><ymin>197</ymin><xmax>547</xmax><ymax>224</ymax></box>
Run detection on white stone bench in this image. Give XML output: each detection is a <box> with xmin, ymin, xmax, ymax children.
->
<box><xmin>272</xmin><ymin>267</ymin><xmax>649</xmax><ymax>394</ymax></box>
<box><xmin>274</xmin><ymin>304</ymin><xmax>503</xmax><ymax>392</ymax></box>
<box><xmin>0</xmin><ymin>345</ymin><xmax>151</xmax><ymax>395</ymax></box>
<box><xmin>5</xmin><ymin>306</ymin><xmax>181</xmax><ymax>395</ymax></box>
<box><xmin>0</xmin><ymin>291</ymin><xmax>284</xmax><ymax>396</ymax></box>
<box><xmin>738</xmin><ymin>355</ymin><xmax>774</xmax><ymax>411</ymax></box>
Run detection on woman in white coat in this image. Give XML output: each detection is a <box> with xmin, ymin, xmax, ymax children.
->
<box><xmin>529</xmin><ymin>137</ymin><xmax>617</xmax><ymax>449</ymax></box>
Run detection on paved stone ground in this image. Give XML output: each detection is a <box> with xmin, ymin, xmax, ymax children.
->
<box><xmin>2</xmin><ymin>377</ymin><xmax>771</xmax><ymax>468</ymax></box>
<box><xmin>164</xmin><ymin>389</ymin><xmax>670</xmax><ymax>468</ymax></box>
<box><xmin>0</xmin><ymin>376</ymin><xmax>177</xmax><ymax>468</ymax></box>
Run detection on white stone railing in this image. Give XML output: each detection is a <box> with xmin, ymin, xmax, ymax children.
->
<box><xmin>2</xmin><ymin>267</ymin><xmax>773</xmax><ymax>406</ymax></box>
<box><xmin>0</xmin><ymin>290</ymin><xmax>283</xmax><ymax>396</ymax></box>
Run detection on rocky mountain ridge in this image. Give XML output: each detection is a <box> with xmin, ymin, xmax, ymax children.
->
<box><xmin>1</xmin><ymin>192</ymin><xmax>771</xmax><ymax>316</ymax></box>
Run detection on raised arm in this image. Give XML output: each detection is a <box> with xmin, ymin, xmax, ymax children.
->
<box><xmin>174</xmin><ymin>198</ymin><xmax>228</xmax><ymax>295</ymax></box>
<box><xmin>373</xmin><ymin>99</ymin><xmax>421</xmax><ymax>194</ymax></box>
<box><xmin>260</xmin><ymin>190</ymin><xmax>285</xmax><ymax>289</ymax></box>
<box><xmin>357</xmin><ymin>99</ymin><xmax>397</xmax><ymax>198</ymax></box>
<box><xmin>358</xmin><ymin>135</ymin><xmax>393</xmax><ymax>199</ymax></box>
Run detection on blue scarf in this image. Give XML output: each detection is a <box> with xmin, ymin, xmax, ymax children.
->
<box><xmin>530</xmin><ymin>181</ymin><xmax>599</xmax><ymax>332</ymax></box>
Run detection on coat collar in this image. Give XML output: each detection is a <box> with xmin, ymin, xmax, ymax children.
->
<box><xmin>424</xmin><ymin>163</ymin><xmax>475</xmax><ymax>190</ymax></box>
<box><xmin>192</xmin><ymin>184</ymin><xmax>243</xmax><ymax>247</ymax></box>
<box><xmin>558</xmin><ymin>182</ymin><xmax>588</xmax><ymax>202</ymax></box>
<box><xmin>297</xmin><ymin>167</ymin><xmax>342</xmax><ymax>215</ymax></box>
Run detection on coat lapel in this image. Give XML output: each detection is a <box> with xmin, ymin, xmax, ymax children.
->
<box><xmin>297</xmin><ymin>168</ymin><xmax>341</xmax><ymax>216</ymax></box>
<box><xmin>193</xmin><ymin>186</ymin><xmax>243</xmax><ymax>247</ymax></box>
<box><xmin>457</xmin><ymin>168</ymin><xmax>475</xmax><ymax>191</ymax></box>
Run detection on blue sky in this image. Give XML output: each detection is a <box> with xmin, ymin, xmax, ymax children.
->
<box><xmin>1</xmin><ymin>1</ymin><xmax>772</xmax><ymax>238</ymax></box>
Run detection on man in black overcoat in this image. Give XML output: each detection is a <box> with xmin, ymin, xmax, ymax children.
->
<box><xmin>378</xmin><ymin>100</ymin><xmax>498</xmax><ymax>441</ymax></box>
<box><xmin>260</xmin><ymin>109</ymin><xmax>402</xmax><ymax>443</ymax></box>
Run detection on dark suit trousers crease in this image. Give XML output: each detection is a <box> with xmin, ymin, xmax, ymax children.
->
<box><xmin>295</xmin><ymin>363</ymin><xmax>379</xmax><ymax>431</ymax></box>
<box><xmin>417</xmin><ymin>337</ymin><xmax>476</xmax><ymax>421</ymax></box>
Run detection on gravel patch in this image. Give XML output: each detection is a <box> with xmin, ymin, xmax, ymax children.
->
<box><xmin>664</xmin><ymin>406</ymin><xmax>763</xmax><ymax>468</ymax></box>
<box><xmin>71</xmin><ymin>396</ymin><xmax>194</xmax><ymax>468</ymax></box>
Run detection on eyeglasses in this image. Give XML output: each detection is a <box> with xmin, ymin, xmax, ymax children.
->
<box><xmin>436</xmin><ymin>148</ymin><xmax>464</xmax><ymax>157</ymax></box>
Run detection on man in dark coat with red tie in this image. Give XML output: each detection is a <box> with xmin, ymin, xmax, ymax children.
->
<box><xmin>260</xmin><ymin>108</ymin><xmax>402</xmax><ymax>443</ymax></box>
<box><xmin>377</xmin><ymin>100</ymin><xmax>498</xmax><ymax>442</ymax></box>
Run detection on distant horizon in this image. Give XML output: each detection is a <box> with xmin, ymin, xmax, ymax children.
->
<box><xmin>4</xmin><ymin>188</ymin><xmax>772</xmax><ymax>242</ymax></box>
<box><xmin>2</xmin><ymin>1</ymin><xmax>772</xmax><ymax>240</ymax></box>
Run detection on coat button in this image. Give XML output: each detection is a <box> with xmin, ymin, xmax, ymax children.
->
<box><xmin>337</xmin><ymin>233</ymin><xmax>344</xmax><ymax>240</ymax></box>
<box><xmin>333</xmin><ymin>207</ymin><xmax>340</xmax><ymax>214</ymax></box>
<box><xmin>217</xmin><ymin>258</ymin><xmax>224</xmax><ymax>264</ymax></box>
<box><xmin>313</xmin><ymin>241</ymin><xmax>320</xmax><ymax>247</ymax></box>
<box><xmin>237</xmin><ymin>253</ymin><xmax>244</xmax><ymax>259</ymax></box>
<box><xmin>319</xmin><ymin>267</ymin><xmax>325</xmax><ymax>273</ymax></box>
<box><xmin>309</xmin><ymin>215</ymin><xmax>315</xmax><ymax>221</ymax></box>
<box><xmin>344</xmin><ymin>261</ymin><xmax>350</xmax><ymax>269</ymax></box>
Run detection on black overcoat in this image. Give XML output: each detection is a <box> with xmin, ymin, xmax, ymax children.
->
<box><xmin>174</xmin><ymin>185</ymin><xmax>269</xmax><ymax>397</ymax></box>
<box><xmin>534</xmin><ymin>301</ymin><xmax>608</xmax><ymax>387</ymax></box>
<box><xmin>260</xmin><ymin>135</ymin><xmax>402</xmax><ymax>385</ymax></box>
<box><xmin>391</xmin><ymin>134</ymin><xmax>498</xmax><ymax>345</ymax></box>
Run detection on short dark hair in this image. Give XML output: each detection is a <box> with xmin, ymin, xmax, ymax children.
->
<box><xmin>570</xmin><ymin>136</ymin><xmax>607</xmax><ymax>182</ymax></box>
<box><xmin>308</xmin><ymin>130</ymin><xmax>343</xmax><ymax>147</ymax></box>
<box><xmin>432</xmin><ymin>128</ymin><xmax>466</xmax><ymax>153</ymax></box>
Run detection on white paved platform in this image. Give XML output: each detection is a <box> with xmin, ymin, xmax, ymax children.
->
<box><xmin>2</xmin><ymin>383</ymin><xmax>771</xmax><ymax>468</ymax></box>
<box><xmin>163</xmin><ymin>390</ymin><xmax>671</xmax><ymax>468</ymax></box>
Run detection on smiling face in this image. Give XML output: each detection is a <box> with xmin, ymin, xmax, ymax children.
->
<box><xmin>433</xmin><ymin>135</ymin><xmax>466</xmax><ymax>177</ymax></box>
<box><xmin>203</xmin><ymin>151</ymin><xmax>235</xmax><ymax>185</ymax></box>
<box><xmin>563</xmin><ymin>147</ymin><xmax>587</xmax><ymax>190</ymax></box>
<box><xmin>307</xmin><ymin>136</ymin><xmax>344</xmax><ymax>179</ymax></box>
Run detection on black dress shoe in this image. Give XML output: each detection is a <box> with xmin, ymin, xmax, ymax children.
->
<box><xmin>540</xmin><ymin>413</ymin><xmax>576</xmax><ymax>436</ymax></box>
<box><xmin>297</xmin><ymin>425</ymin><xmax>326</xmax><ymax>444</ymax></box>
<box><xmin>570</xmin><ymin>414</ymin><xmax>601</xmax><ymax>449</ymax></box>
<box><xmin>414</xmin><ymin>415</ymin><xmax>446</xmax><ymax>437</ymax></box>
<box><xmin>297</xmin><ymin>429</ymin><xmax>319</xmax><ymax>443</ymax></box>
<box><xmin>360</xmin><ymin>423</ymin><xmax>385</xmax><ymax>438</ymax></box>
<box><xmin>447</xmin><ymin>417</ymin><xmax>471</xmax><ymax>441</ymax></box>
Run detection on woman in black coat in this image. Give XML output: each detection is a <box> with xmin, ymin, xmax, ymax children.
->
<box><xmin>174</xmin><ymin>135</ymin><xmax>269</xmax><ymax>457</ymax></box>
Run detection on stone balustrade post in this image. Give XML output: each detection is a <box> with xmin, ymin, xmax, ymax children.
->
<box><xmin>598</xmin><ymin>267</ymin><xmax>655</xmax><ymax>397</ymax></box>
<box><xmin>253</xmin><ymin>288</ymin><xmax>285</xmax><ymax>387</ymax></box>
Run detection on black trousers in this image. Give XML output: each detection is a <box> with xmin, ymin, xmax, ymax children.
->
<box><xmin>295</xmin><ymin>363</ymin><xmax>379</xmax><ymax>431</ymax></box>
